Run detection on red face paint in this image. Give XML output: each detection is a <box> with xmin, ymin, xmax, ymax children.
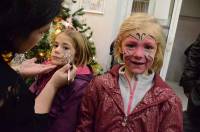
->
<box><xmin>122</xmin><ymin>33</ymin><xmax>157</xmax><ymax>74</ymax></box>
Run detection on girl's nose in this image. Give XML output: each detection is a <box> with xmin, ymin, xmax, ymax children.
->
<box><xmin>133</xmin><ymin>47</ymin><xmax>144</xmax><ymax>59</ymax></box>
<box><xmin>54</xmin><ymin>46</ymin><xmax>61</xmax><ymax>52</ymax></box>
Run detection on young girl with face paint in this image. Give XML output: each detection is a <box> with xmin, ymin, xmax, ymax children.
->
<box><xmin>77</xmin><ymin>13</ymin><xmax>183</xmax><ymax>132</ymax></box>
<box><xmin>29</xmin><ymin>30</ymin><xmax>93</xmax><ymax>132</ymax></box>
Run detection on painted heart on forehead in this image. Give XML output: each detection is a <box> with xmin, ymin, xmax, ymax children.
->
<box><xmin>121</xmin><ymin>32</ymin><xmax>157</xmax><ymax>74</ymax></box>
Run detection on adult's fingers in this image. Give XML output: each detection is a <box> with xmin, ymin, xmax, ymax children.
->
<box><xmin>26</xmin><ymin>57</ymin><xmax>37</xmax><ymax>63</ymax></box>
<box><xmin>39</xmin><ymin>64</ymin><xmax>57</xmax><ymax>73</ymax></box>
<box><xmin>59</xmin><ymin>64</ymin><xmax>71</xmax><ymax>72</ymax></box>
<box><xmin>42</xmin><ymin>64</ymin><xmax>57</xmax><ymax>68</ymax></box>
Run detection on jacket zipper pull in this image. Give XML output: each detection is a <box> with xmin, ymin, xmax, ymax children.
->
<box><xmin>122</xmin><ymin>116</ymin><xmax>128</xmax><ymax>127</ymax></box>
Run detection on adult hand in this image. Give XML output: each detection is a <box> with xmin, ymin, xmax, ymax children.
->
<box><xmin>49</xmin><ymin>64</ymin><xmax>77</xmax><ymax>89</ymax></box>
<box><xmin>12</xmin><ymin>58</ymin><xmax>57</xmax><ymax>77</ymax></box>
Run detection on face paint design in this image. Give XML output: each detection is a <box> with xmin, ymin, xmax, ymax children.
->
<box><xmin>121</xmin><ymin>32</ymin><xmax>157</xmax><ymax>74</ymax></box>
<box><xmin>63</xmin><ymin>50</ymin><xmax>73</xmax><ymax>64</ymax></box>
<box><xmin>51</xmin><ymin>33</ymin><xmax>75</xmax><ymax>66</ymax></box>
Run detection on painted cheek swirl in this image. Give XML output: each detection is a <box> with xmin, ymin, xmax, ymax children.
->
<box><xmin>144</xmin><ymin>51</ymin><xmax>154</xmax><ymax>68</ymax></box>
<box><xmin>63</xmin><ymin>50</ymin><xmax>72</xmax><ymax>64</ymax></box>
<box><xmin>123</xmin><ymin>48</ymin><xmax>133</xmax><ymax>56</ymax></box>
<box><xmin>122</xmin><ymin>48</ymin><xmax>136</xmax><ymax>61</ymax></box>
<box><xmin>63</xmin><ymin>50</ymin><xmax>73</xmax><ymax>81</ymax></box>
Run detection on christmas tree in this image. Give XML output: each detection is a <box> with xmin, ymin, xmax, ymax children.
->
<box><xmin>25</xmin><ymin>0</ymin><xmax>103</xmax><ymax>75</ymax></box>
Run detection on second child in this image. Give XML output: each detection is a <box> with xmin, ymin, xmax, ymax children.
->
<box><xmin>30</xmin><ymin>30</ymin><xmax>93</xmax><ymax>132</ymax></box>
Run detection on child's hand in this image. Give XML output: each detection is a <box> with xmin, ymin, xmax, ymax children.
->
<box><xmin>49</xmin><ymin>64</ymin><xmax>77</xmax><ymax>89</ymax></box>
<box><xmin>12</xmin><ymin>58</ymin><xmax>57</xmax><ymax>77</ymax></box>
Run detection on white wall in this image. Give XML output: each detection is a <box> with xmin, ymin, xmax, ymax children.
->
<box><xmin>82</xmin><ymin>0</ymin><xmax>117</xmax><ymax>70</ymax></box>
<box><xmin>180</xmin><ymin>0</ymin><xmax>200</xmax><ymax>18</ymax></box>
<box><xmin>154</xmin><ymin>0</ymin><xmax>171</xmax><ymax>20</ymax></box>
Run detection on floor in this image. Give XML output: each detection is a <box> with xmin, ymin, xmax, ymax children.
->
<box><xmin>167</xmin><ymin>80</ymin><xmax>188</xmax><ymax>111</ymax></box>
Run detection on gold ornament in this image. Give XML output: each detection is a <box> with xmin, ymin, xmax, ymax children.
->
<box><xmin>1</xmin><ymin>51</ymin><xmax>14</xmax><ymax>63</ymax></box>
<box><xmin>36</xmin><ymin>51</ymin><xmax>47</xmax><ymax>63</ymax></box>
<box><xmin>54</xmin><ymin>17</ymin><xmax>62</xmax><ymax>23</ymax></box>
<box><xmin>39</xmin><ymin>52</ymin><xmax>45</xmax><ymax>57</ymax></box>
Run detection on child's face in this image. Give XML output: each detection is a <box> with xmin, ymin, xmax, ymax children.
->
<box><xmin>51</xmin><ymin>33</ymin><xmax>75</xmax><ymax>66</ymax></box>
<box><xmin>121</xmin><ymin>32</ymin><xmax>157</xmax><ymax>74</ymax></box>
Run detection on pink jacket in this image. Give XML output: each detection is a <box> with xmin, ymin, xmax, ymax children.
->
<box><xmin>76</xmin><ymin>65</ymin><xmax>183</xmax><ymax>132</ymax></box>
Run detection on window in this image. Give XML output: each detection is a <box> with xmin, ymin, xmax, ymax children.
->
<box><xmin>132</xmin><ymin>0</ymin><xmax>150</xmax><ymax>13</ymax></box>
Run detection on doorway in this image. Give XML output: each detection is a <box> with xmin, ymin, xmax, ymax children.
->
<box><xmin>165</xmin><ymin>0</ymin><xmax>200</xmax><ymax>110</ymax></box>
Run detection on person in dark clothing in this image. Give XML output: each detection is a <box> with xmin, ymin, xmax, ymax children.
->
<box><xmin>0</xmin><ymin>0</ymin><xmax>76</xmax><ymax>131</ymax></box>
<box><xmin>109</xmin><ymin>40</ymin><xmax>116</xmax><ymax>68</ymax></box>
<box><xmin>180</xmin><ymin>34</ymin><xmax>200</xmax><ymax>96</ymax></box>
<box><xmin>180</xmin><ymin>34</ymin><xmax>200</xmax><ymax>132</ymax></box>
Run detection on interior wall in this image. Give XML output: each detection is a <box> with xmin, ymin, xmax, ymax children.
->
<box><xmin>180</xmin><ymin>0</ymin><xmax>200</xmax><ymax>17</ymax></box>
<box><xmin>166</xmin><ymin>0</ymin><xmax>200</xmax><ymax>82</ymax></box>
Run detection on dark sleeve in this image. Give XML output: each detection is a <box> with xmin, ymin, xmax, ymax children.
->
<box><xmin>180</xmin><ymin>41</ymin><xmax>200</xmax><ymax>94</ymax></box>
<box><xmin>52</xmin><ymin>82</ymin><xmax>90</xmax><ymax>132</ymax></box>
<box><xmin>16</xmin><ymin>88</ymin><xmax>51</xmax><ymax>132</ymax></box>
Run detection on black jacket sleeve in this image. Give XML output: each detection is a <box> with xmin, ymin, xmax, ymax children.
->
<box><xmin>180</xmin><ymin>35</ymin><xmax>200</xmax><ymax>94</ymax></box>
<box><xmin>0</xmin><ymin>57</ymin><xmax>51</xmax><ymax>132</ymax></box>
<box><xmin>16</xmin><ymin>89</ymin><xmax>51</xmax><ymax>132</ymax></box>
